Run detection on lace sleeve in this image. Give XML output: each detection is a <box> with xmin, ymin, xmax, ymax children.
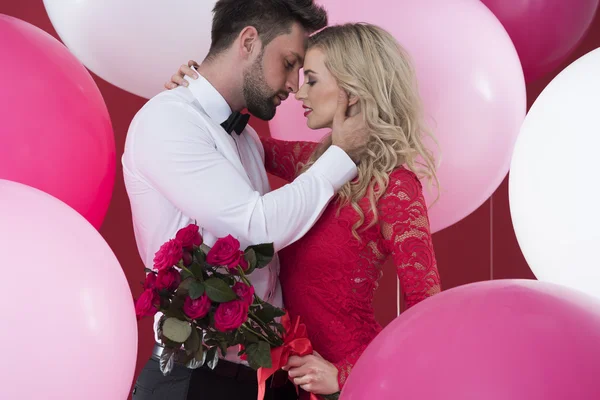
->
<box><xmin>379</xmin><ymin>169</ymin><xmax>441</xmax><ymax>308</ymax></box>
<box><xmin>260</xmin><ymin>137</ymin><xmax>318</xmax><ymax>182</ymax></box>
<box><xmin>332</xmin><ymin>344</ymin><xmax>366</xmax><ymax>390</ymax></box>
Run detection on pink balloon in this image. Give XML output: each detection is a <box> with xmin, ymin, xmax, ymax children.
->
<box><xmin>0</xmin><ymin>14</ymin><xmax>115</xmax><ymax>229</ymax></box>
<box><xmin>0</xmin><ymin>180</ymin><xmax>137</xmax><ymax>400</ymax></box>
<box><xmin>481</xmin><ymin>0</ymin><xmax>600</xmax><ymax>82</ymax></box>
<box><xmin>269</xmin><ymin>0</ymin><xmax>526</xmax><ymax>233</ymax></box>
<box><xmin>341</xmin><ymin>279</ymin><xmax>600</xmax><ymax>400</ymax></box>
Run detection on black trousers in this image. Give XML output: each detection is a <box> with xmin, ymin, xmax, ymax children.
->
<box><xmin>132</xmin><ymin>357</ymin><xmax>298</xmax><ymax>400</ymax></box>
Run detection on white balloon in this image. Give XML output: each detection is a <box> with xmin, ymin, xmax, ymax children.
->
<box><xmin>509</xmin><ymin>48</ymin><xmax>600</xmax><ymax>300</ymax></box>
<box><xmin>43</xmin><ymin>0</ymin><xmax>217</xmax><ymax>99</ymax></box>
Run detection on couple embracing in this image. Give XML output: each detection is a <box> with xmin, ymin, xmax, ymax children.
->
<box><xmin>124</xmin><ymin>1</ymin><xmax>441</xmax><ymax>399</ymax></box>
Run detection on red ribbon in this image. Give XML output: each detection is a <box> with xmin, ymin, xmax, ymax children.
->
<box><xmin>257</xmin><ymin>313</ymin><xmax>318</xmax><ymax>400</ymax></box>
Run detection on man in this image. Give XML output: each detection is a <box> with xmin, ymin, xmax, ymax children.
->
<box><xmin>123</xmin><ymin>1</ymin><xmax>366</xmax><ymax>399</ymax></box>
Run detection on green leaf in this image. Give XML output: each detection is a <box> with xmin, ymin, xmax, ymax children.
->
<box><xmin>222</xmin><ymin>331</ymin><xmax>237</xmax><ymax>343</ymax></box>
<box><xmin>195</xmin><ymin>316</ymin><xmax>211</xmax><ymax>330</ymax></box>
<box><xmin>246</xmin><ymin>243</ymin><xmax>274</xmax><ymax>269</ymax></box>
<box><xmin>204</xmin><ymin>277</ymin><xmax>236</xmax><ymax>303</ymax></box>
<box><xmin>272</xmin><ymin>322</ymin><xmax>286</xmax><ymax>335</ymax></box>
<box><xmin>218</xmin><ymin>340</ymin><xmax>229</xmax><ymax>356</ymax></box>
<box><xmin>177</xmin><ymin>277</ymin><xmax>194</xmax><ymax>294</ymax></box>
<box><xmin>241</xmin><ymin>328</ymin><xmax>260</xmax><ymax>344</ymax></box>
<box><xmin>203</xmin><ymin>330</ymin><xmax>221</xmax><ymax>347</ymax></box>
<box><xmin>194</xmin><ymin>248</ymin><xmax>206</xmax><ymax>264</ymax></box>
<box><xmin>230</xmin><ymin>330</ymin><xmax>243</xmax><ymax>346</ymax></box>
<box><xmin>160</xmin><ymin>337</ymin><xmax>182</xmax><ymax>348</ymax></box>
<box><xmin>164</xmin><ymin>298</ymin><xmax>186</xmax><ymax>320</ymax></box>
<box><xmin>190</xmin><ymin>261</ymin><xmax>204</xmax><ymax>280</ymax></box>
<box><xmin>180</xmin><ymin>269</ymin><xmax>193</xmax><ymax>281</ymax></box>
<box><xmin>158</xmin><ymin>347</ymin><xmax>176</xmax><ymax>375</ymax></box>
<box><xmin>178</xmin><ymin>351</ymin><xmax>193</xmax><ymax>365</ymax></box>
<box><xmin>162</xmin><ymin>317</ymin><xmax>192</xmax><ymax>343</ymax></box>
<box><xmin>184</xmin><ymin>326</ymin><xmax>201</xmax><ymax>354</ymax></box>
<box><xmin>204</xmin><ymin>338</ymin><xmax>220</xmax><ymax>348</ymax></box>
<box><xmin>158</xmin><ymin>296</ymin><xmax>171</xmax><ymax>312</ymax></box>
<box><xmin>254</xmin><ymin>303</ymin><xmax>286</xmax><ymax>324</ymax></box>
<box><xmin>206</xmin><ymin>347</ymin><xmax>219</xmax><ymax>370</ymax></box>
<box><xmin>144</xmin><ymin>267</ymin><xmax>156</xmax><ymax>274</ymax></box>
<box><xmin>243</xmin><ymin>249</ymin><xmax>257</xmax><ymax>275</ymax></box>
<box><xmin>200</xmin><ymin>243</ymin><xmax>212</xmax><ymax>255</ymax></box>
<box><xmin>210</xmin><ymin>271</ymin><xmax>236</xmax><ymax>285</ymax></box>
<box><xmin>245</xmin><ymin>341</ymin><xmax>272</xmax><ymax>370</ymax></box>
<box><xmin>189</xmin><ymin>281</ymin><xmax>205</xmax><ymax>300</ymax></box>
<box><xmin>171</xmin><ymin>295</ymin><xmax>185</xmax><ymax>309</ymax></box>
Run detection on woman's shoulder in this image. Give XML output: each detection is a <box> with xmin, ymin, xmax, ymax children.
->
<box><xmin>376</xmin><ymin>167</ymin><xmax>428</xmax><ymax>222</ymax></box>
<box><xmin>386</xmin><ymin>166</ymin><xmax>423</xmax><ymax>194</ymax></box>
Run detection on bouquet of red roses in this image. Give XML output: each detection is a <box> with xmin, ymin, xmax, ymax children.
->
<box><xmin>134</xmin><ymin>223</ymin><xmax>289</xmax><ymax>375</ymax></box>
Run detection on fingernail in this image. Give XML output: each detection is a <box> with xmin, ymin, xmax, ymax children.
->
<box><xmin>193</xmin><ymin>73</ymin><xmax>198</xmax><ymax>79</ymax></box>
<box><xmin>182</xmin><ymin>81</ymin><xmax>188</xmax><ymax>87</ymax></box>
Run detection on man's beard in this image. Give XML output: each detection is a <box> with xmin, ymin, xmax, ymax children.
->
<box><xmin>242</xmin><ymin>52</ymin><xmax>278</xmax><ymax>121</ymax></box>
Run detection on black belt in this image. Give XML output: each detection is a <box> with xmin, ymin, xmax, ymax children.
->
<box><xmin>151</xmin><ymin>343</ymin><xmax>289</xmax><ymax>386</ymax></box>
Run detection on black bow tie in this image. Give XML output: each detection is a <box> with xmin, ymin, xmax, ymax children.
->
<box><xmin>220</xmin><ymin>111</ymin><xmax>250</xmax><ymax>135</ymax></box>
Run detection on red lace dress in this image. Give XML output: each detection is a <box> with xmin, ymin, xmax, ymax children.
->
<box><xmin>261</xmin><ymin>137</ymin><xmax>441</xmax><ymax>389</ymax></box>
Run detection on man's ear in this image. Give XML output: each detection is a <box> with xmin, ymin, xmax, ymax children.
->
<box><xmin>238</xmin><ymin>26</ymin><xmax>260</xmax><ymax>59</ymax></box>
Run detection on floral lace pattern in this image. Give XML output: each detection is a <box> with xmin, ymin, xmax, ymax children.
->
<box><xmin>261</xmin><ymin>137</ymin><xmax>441</xmax><ymax>389</ymax></box>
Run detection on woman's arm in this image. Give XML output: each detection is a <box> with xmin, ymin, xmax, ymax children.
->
<box><xmin>379</xmin><ymin>169</ymin><xmax>441</xmax><ymax>308</ymax></box>
<box><xmin>261</xmin><ymin>136</ymin><xmax>319</xmax><ymax>182</ymax></box>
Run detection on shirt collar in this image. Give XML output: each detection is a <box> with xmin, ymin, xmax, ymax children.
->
<box><xmin>184</xmin><ymin>67</ymin><xmax>232</xmax><ymax>124</ymax></box>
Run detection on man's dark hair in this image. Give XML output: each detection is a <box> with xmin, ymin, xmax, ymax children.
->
<box><xmin>208</xmin><ymin>0</ymin><xmax>328</xmax><ymax>57</ymax></box>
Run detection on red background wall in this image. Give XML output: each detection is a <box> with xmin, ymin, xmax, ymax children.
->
<box><xmin>2</xmin><ymin>0</ymin><xmax>599</xmax><ymax>392</ymax></box>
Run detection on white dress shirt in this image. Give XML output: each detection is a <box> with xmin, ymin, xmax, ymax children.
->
<box><xmin>122</xmin><ymin>73</ymin><xmax>356</xmax><ymax>363</ymax></box>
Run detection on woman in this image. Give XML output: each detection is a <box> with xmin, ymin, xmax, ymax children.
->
<box><xmin>168</xmin><ymin>23</ymin><xmax>441</xmax><ymax>400</ymax></box>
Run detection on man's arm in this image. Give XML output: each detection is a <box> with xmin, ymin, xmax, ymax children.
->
<box><xmin>130</xmin><ymin>104</ymin><xmax>356</xmax><ymax>252</ymax></box>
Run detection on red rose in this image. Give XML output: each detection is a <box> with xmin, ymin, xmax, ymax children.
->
<box><xmin>176</xmin><ymin>224</ymin><xmax>203</xmax><ymax>250</ymax></box>
<box><xmin>183</xmin><ymin>294</ymin><xmax>211</xmax><ymax>320</ymax></box>
<box><xmin>143</xmin><ymin>273</ymin><xmax>156</xmax><ymax>290</ymax></box>
<box><xmin>232</xmin><ymin>282</ymin><xmax>255</xmax><ymax>307</ymax></box>
<box><xmin>135</xmin><ymin>289</ymin><xmax>159</xmax><ymax>320</ymax></box>
<box><xmin>214</xmin><ymin>300</ymin><xmax>249</xmax><ymax>332</ymax></box>
<box><xmin>155</xmin><ymin>267</ymin><xmax>181</xmax><ymax>292</ymax></box>
<box><xmin>206</xmin><ymin>235</ymin><xmax>246</xmax><ymax>270</ymax></box>
<box><xmin>182</xmin><ymin>251</ymin><xmax>193</xmax><ymax>267</ymax></box>
<box><xmin>238</xmin><ymin>256</ymin><xmax>249</xmax><ymax>272</ymax></box>
<box><xmin>153</xmin><ymin>239</ymin><xmax>183</xmax><ymax>271</ymax></box>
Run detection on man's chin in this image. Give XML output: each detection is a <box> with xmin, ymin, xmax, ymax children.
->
<box><xmin>247</xmin><ymin>105</ymin><xmax>276</xmax><ymax>121</ymax></box>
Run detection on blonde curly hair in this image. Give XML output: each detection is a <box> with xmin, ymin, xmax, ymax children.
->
<box><xmin>300</xmin><ymin>23</ymin><xmax>439</xmax><ymax>240</ymax></box>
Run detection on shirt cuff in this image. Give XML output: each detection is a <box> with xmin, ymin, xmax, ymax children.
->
<box><xmin>307</xmin><ymin>145</ymin><xmax>357</xmax><ymax>191</ymax></box>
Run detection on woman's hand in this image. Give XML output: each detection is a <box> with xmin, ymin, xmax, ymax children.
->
<box><xmin>283</xmin><ymin>351</ymin><xmax>340</xmax><ymax>396</ymax></box>
<box><xmin>164</xmin><ymin>60</ymin><xmax>200</xmax><ymax>89</ymax></box>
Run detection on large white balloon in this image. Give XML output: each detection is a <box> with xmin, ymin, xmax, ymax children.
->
<box><xmin>509</xmin><ymin>48</ymin><xmax>600</xmax><ymax>300</ymax></box>
<box><xmin>43</xmin><ymin>0</ymin><xmax>217</xmax><ymax>99</ymax></box>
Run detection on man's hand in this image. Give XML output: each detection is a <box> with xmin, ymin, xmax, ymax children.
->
<box><xmin>283</xmin><ymin>352</ymin><xmax>340</xmax><ymax>396</ymax></box>
<box><xmin>331</xmin><ymin>90</ymin><xmax>369</xmax><ymax>163</ymax></box>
